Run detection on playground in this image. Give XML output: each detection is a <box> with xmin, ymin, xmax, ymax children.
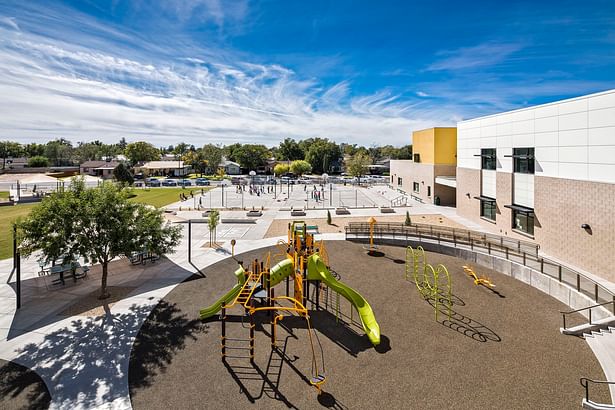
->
<box><xmin>128</xmin><ymin>235</ymin><xmax>608</xmax><ymax>409</ymax></box>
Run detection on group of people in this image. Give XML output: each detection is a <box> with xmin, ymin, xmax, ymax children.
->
<box><xmin>235</xmin><ymin>184</ymin><xmax>275</xmax><ymax>197</ymax></box>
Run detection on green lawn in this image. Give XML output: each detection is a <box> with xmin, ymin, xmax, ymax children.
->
<box><xmin>128</xmin><ymin>187</ymin><xmax>211</xmax><ymax>208</ymax></box>
<box><xmin>0</xmin><ymin>204</ymin><xmax>38</xmax><ymax>260</ymax></box>
<box><xmin>0</xmin><ymin>191</ymin><xmax>9</xmax><ymax>200</ymax></box>
<box><xmin>0</xmin><ymin>187</ymin><xmax>204</xmax><ymax>260</ymax></box>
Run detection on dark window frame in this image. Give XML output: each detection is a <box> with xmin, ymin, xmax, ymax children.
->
<box><xmin>512</xmin><ymin>209</ymin><xmax>535</xmax><ymax>236</ymax></box>
<box><xmin>480</xmin><ymin>199</ymin><xmax>496</xmax><ymax>221</ymax></box>
<box><xmin>413</xmin><ymin>182</ymin><xmax>419</xmax><ymax>193</ymax></box>
<box><xmin>481</xmin><ymin>148</ymin><xmax>496</xmax><ymax>170</ymax></box>
<box><xmin>513</xmin><ymin>147</ymin><xmax>535</xmax><ymax>174</ymax></box>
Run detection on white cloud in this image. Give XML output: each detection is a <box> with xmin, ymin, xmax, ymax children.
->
<box><xmin>416</xmin><ymin>91</ymin><xmax>429</xmax><ymax>97</ymax></box>
<box><xmin>0</xmin><ymin>24</ymin><xmax>443</xmax><ymax>146</ymax></box>
<box><xmin>427</xmin><ymin>42</ymin><xmax>523</xmax><ymax>71</ymax></box>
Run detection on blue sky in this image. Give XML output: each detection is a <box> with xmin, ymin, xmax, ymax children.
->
<box><xmin>0</xmin><ymin>0</ymin><xmax>614</xmax><ymax>146</ymax></box>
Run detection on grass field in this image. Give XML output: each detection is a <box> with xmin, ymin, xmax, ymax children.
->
<box><xmin>0</xmin><ymin>204</ymin><xmax>38</xmax><ymax>260</ymax></box>
<box><xmin>0</xmin><ymin>187</ymin><xmax>208</xmax><ymax>260</ymax></box>
<box><xmin>128</xmin><ymin>187</ymin><xmax>211</xmax><ymax>208</ymax></box>
<box><xmin>0</xmin><ymin>191</ymin><xmax>9</xmax><ymax>200</ymax></box>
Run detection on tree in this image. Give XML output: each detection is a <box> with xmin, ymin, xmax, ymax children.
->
<box><xmin>0</xmin><ymin>141</ymin><xmax>24</xmax><ymax>169</ymax></box>
<box><xmin>201</xmin><ymin>144</ymin><xmax>223</xmax><ymax>174</ymax></box>
<box><xmin>347</xmin><ymin>152</ymin><xmax>370</xmax><ymax>178</ymax></box>
<box><xmin>113</xmin><ymin>163</ymin><xmax>134</xmax><ymax>185</ymax></box>
<box><xmin>208</xmin><ymin>209</ymin><xmax>220</xmax><ymax>246</ymax></box>
<box><xmin>23</xmin><ymin>143</ymin><xmax>45</xmax><ymax>158</ymax></box>
<box><xmin>183</xmin><ymin>150</ymin><xmax>207</xmax><ymax>176</ymax></box>
<box><xmin>273</xmin><ymin>163</ymin><xmax>289</xmax><ymax>176</ymax></box>
<box><xmin>304</xmin><ymin>138</ymin><xmax>341</xmax><ymax>174</ymax></box>
<box><xmin>45</xmin><ymin>138</ymin><xmax>73</xmax><ymax>166</ymax></box>
<box><xmin>277</xmin><ymin>138</ymin><xmax>304</xmax><ymax>161</ymax></box>
<box><xmin>405</xmin><ymin>211</ymin><xmax>412</xmax><ymax>226</ymax></box>
<box><xmin>289</xmin><ymin>160</ymin><xmax>311</xmax><ymax>176</ymax></box>
<box><xmin>125</xmin><ymin>141</ymin><xmax>160</xmax><ymax>165</ymax></box>
<box><xmin>18</xmin><ymin>179</ymin><xmax>181</xmax><ymax>299</ymax></box>
<box><xmin>28</xmin><ymin>156</ymin><xmax>49</xmax><ymax>167</ymax></box>
<box><xmin>230</xmin><ymin>144</ymin><xmax>269</xmax><ymax>172</ymax></box>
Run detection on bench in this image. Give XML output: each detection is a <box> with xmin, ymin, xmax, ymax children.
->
<box><xmin>246</xmin><ymin>210</ymin><xmax>263</xmax><ymax>217</ymax></box>
<box><xmin>220</xmin><ymin>218</ymin><xmax>257</xmax><ymax>224</ymax></box>
<box><xmin>335</xmin><ymin>207</ymin><xmax>350</xmax><ymax>215</ymax></box>
<box><xmin>380</xmin><ymin>207</ymin><xmax>395</xmax><ymax>213</ymax></box>
<box><xmin>291</xmin><ymin>210</ymin><xmax>306</xmax><ymax>217</ymax></box>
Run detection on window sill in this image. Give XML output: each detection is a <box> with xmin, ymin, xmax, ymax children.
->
<box><xmin>512</xmin><ymin>228</ymin><xmax>535</xmax><ymax>239</ymax></box>
<box><xmin>480</xmin><ymin>217</ymin><xmax>496</xmax><ymax>224</ymax></box>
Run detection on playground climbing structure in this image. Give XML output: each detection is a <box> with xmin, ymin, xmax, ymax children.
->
<box><xmin>405</xmin><ymin>245</ymin><xmax>452</xmax><ymax>321</ymax></box>
<box><xmin>199</xmin><ymin>221</ymin><xmax>381</xmax><ymax>395</ymax></box>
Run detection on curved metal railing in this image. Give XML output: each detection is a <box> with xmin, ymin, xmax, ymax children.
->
<box><xmin>345</xmin><ymin>222</ymin><xmax>615</xmax><ymax>307</ymax></box>
<box><xmin>580</xmin><ymin>378</ymin><xmax>615</xmax><ymax>406</ymax></box>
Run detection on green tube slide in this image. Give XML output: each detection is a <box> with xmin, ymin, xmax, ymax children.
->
<box><xmin>307</xmin><ymin>254</ymin><xmax>381</xmax><ymax>346</ymax></box>
<box><xmin>199</xmin><ymin>264</ymin><xmax>248</xmax><ymax>320</ymax></box>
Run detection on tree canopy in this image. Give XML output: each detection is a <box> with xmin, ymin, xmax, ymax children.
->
<box><xmin>18</xmin><ymin>179</ymin><xmax>181</xmax><ymax>298</ymax></box>
<box><xmin>273</xmin><ymin>163</ymin><xmax>289</xmax><ymax>176</ymax></box>
<box><xmin>289</xmin><ymin>160</ymin><xmax>311</xmax><ymax>176</ymax></box>
<box><xmin>125</xmin><ymin>141</ymin><xmax>160</xmax><ymax>165</ymax></box>
<box><xmin>113</xmin><ymin>163</ymin><xmax>134</xmax><ymax>185</ymax></box>
<box><xmin>347</xmin><ymin>152</ymin><xmax>370</xmax><ymax>177</ymax></box>
<box><xmin>228</xmin><ymin>144</ymin><xmax>270</xmax><ymax>171</ymax></box>
<box><xmin>277</xmin><ymin>138</ymin><xmax>304</xmax><ymax>161</ymax></box>
<box><xmin>304</xmin><ymin>138</ymin><xmax>341</xmax><ymax>174</ymax></box>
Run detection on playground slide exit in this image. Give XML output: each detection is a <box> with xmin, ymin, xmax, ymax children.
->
<box><xmin>199</xmin><ymin>265</ymin><xmax>248</xmax><ymax>320</ymax></box>
<box><xmin>307</xmin><ymin>254</ymin><xmax>381</xmax><ymax>346</ymax></box>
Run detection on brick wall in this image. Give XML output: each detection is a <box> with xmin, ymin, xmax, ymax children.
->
<box><xmin>534</xmin><ymin>176</ymin><xmax>615</xmax><ymax>282</ymax></box>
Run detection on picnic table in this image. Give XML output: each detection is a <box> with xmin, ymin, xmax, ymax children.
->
<box><xmin>47</xmin><ymin>261</ymin><xmax>88</xmax><ymax>285</ymax></box>
<box><xmin>129</xmin><ymin>250</ymin><xmax>160</xmax><ymax>265</ymax></box>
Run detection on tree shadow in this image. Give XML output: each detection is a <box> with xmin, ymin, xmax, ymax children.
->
<box><xmin>6</xmin><ymin>300</ymin><xmax>203</xmax><ymax>408</ymax></box>
<box><xmin>0</xmin><ymin>359</ymin><xmax>51</xmax><ymax>410</ymax></box>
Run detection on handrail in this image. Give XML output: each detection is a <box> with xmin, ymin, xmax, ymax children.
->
<box><xmin>345</xmin><ymin>222</ymin><xmax>615</xmax><ymax>310</ymax></box>
<box><xmin>561</xmin><ymin>300</ymin><xmax>615</xmax><ymax>330</ymax></box>
<box><xmin>580</xmin><ymin>377</ymin><xmax>615</xmax><ymax>404</ymax></box>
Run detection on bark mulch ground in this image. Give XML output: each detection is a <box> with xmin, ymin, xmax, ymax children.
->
<box><xmin>129</xmin><ymin>241</ymin><xmax>609</xmax><ymax>409</ymax></box>
<box><xmin>0</xmin><ymin>359</ymin><xmax>51</xmax><ymax>410</ymax></box>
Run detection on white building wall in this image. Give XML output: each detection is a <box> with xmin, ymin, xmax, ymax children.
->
<box><xmin>457</xmin><ymin>89</ymin><xmax>615</xmax><ymax>184</ymax></box>
<box><xmin>481</xmin><ymin>170</ymin><xmax>496</xmax><ymax>198</ymax></box>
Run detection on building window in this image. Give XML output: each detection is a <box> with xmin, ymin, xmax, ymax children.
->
<box><xmin>427</xmin><ymin>186</ymin><xmax>431</xmax><ymax>197</ymax></box>
<box><xmin>413</xmin><ymin>153</ymin><xmax>421</xmax><ymax>163</ymax></box>
<box><xmin>512</xmin><ymin>210</ymin><xmax>534</xmax><ymax>236</ymax></box>
<box><xmin>480</xmin><ymin>200</ymin><xmax>496</xmax><ymax>221</ymax></box>
<box><xmin>413</xmin><ymin>182</ymin><xmax>419</xmax><ymax>193</ymax></box>
<box><xmin>481</xmin><ymin>148</ymin><xmax>496</xmax><ymax>170</ymax></box>
<box><xmin>513</xmin><ymin>148</ymin><xmax>535</xmax><ymax>174</ymax></box>
<box><xmin>397</xmin><ymin>177</ymin><xmax>403</xmax><ymax>185</ymax></box>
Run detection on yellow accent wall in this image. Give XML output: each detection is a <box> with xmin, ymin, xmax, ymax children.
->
<box><xmin>411</xmin><ymin>127</ymin><xmax>457</xmax><ymax>165</ymax></box>
<box><xmin>434</xmin><ymin>128</ymin><xmax>457</xmax><ymax>165</ymax></box>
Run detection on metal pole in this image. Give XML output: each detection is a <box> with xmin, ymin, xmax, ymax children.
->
<box><xmin>249</xmin><ymin>300</ymin><xmax>255</xmax><ymax>363</ymax></box>
<box><xmin>188</xmin><ymin>219</ymin><xmax>192</xmax><ymax>264</ymax></box>
<box><xmin>16</xmin><ymin>250</ymin><xmax>21</xmax><ymax>309</ymax></box>
<box><xmin>329</xmin><ymin>183</ymin><xmax>332</xmax><ymax>206</ymax></box>
<box><xmin>221</xmin><ymin>304</ymin><xmax>226</xmax><ymax>359</ymax></box>
<box><xmin>13</xmin><ymin>224</ymin><xmax>17</xmax><ymax>270</ymax></box>
<box><xmin>221</xmin><ymin>184</ymin><xmax>224</xmax><ymax>207</ymax></box>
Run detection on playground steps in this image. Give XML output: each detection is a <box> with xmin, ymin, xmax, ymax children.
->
<box><xmin>561</xmin><ymin>316</ymin><xmax>615</xmax><ymax>337</ymax></box>
<box><xmin>585</xmin><ymin>326</ymin><xmax>615</xmax><ymax>405</ymax></box>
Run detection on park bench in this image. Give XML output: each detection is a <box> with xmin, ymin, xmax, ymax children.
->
<box><xmin>335</xmin><ymin>207</ymin><xmax>350</xmax><ymax>215</ymax></box>
<box><xmin>291</xmin><ymin>210</ymin><xmax>306</xmax><ymax>216</ymax></box>
<box><xmin>379</xmin><ymin>207</ymin><xmax>395</xmax><ymax>213</ymax></box>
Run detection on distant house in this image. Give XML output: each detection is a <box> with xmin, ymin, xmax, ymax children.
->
<box><xmin>220</xmin><ymin>160</ymin><xmax>241</xmax><ymax>175</ymax></box>
<box><xmin>368</xmin><ymin>158</ymin><xmax>391</xmax><ymax>175</ymax></box>
<box><xmin>136</xmin><ymin>160</ymin><xmax>190</xmax><ymax>177</ymax></box>
<box><xmin>80</xmin><ymin>160</ymin><xmax>120</xmax><ymax>180</ymax></box>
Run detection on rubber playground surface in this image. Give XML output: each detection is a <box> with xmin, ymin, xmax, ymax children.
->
<box><xmin>129</xmin><ymin>241</ymin><xmax>609</xmax><ymax>409</ymax></box>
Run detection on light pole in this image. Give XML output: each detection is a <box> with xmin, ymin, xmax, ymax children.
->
<box><xmin>322</xmin><ymin>173</ymin><xmax>328</xmax><ymax>208</ymax></box>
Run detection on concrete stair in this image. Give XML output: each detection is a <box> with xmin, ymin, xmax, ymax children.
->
<box><xmin>561</xmin><ymin>316</ymin><xmax>615</xmax><ymax>337</ymax></box>
<box><xmin>584</xmin><ymin>326</ymin><xmax>615</xmax><ymax>407</ymax></box>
